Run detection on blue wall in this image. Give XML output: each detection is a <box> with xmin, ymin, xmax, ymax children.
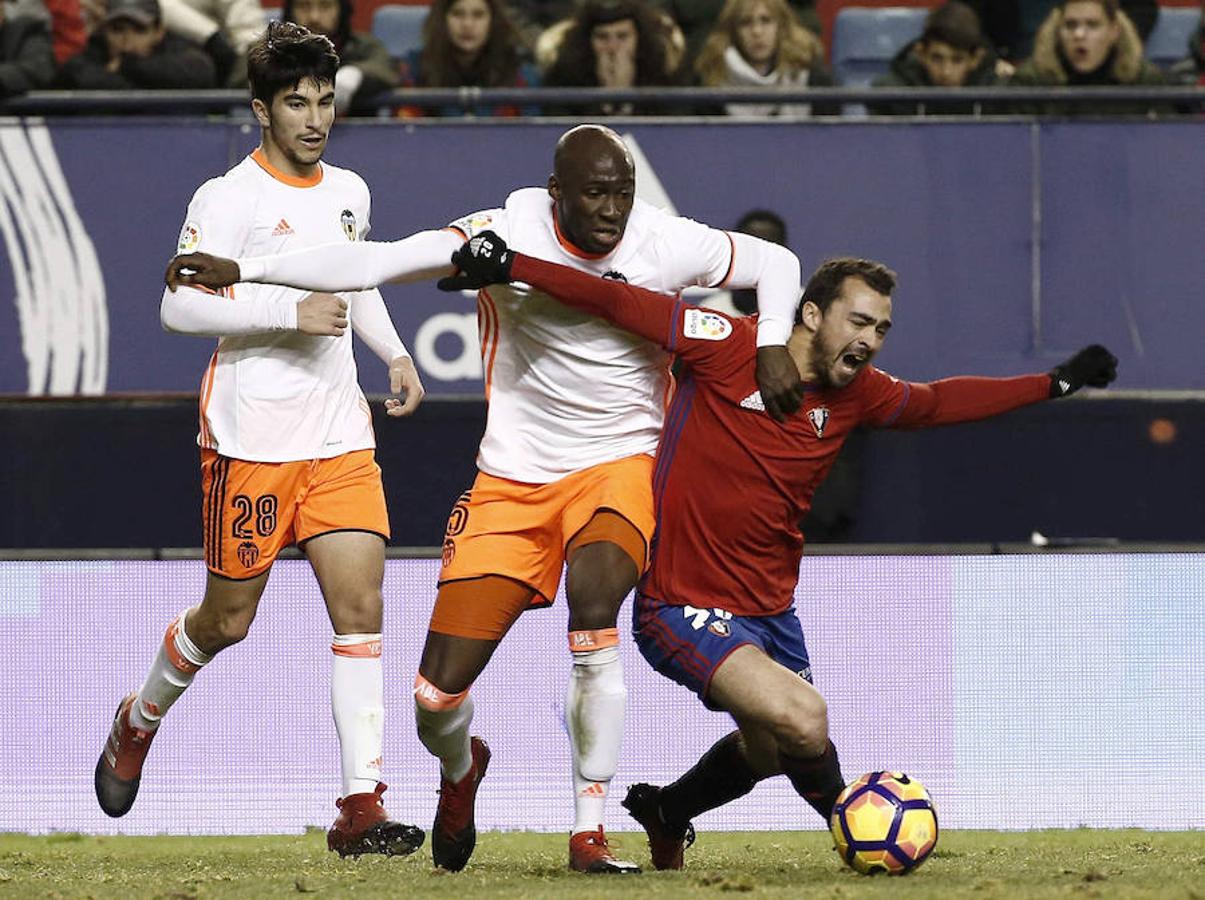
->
<box><xmin>1</xmin><ymin>119</ymin><xmax>1203</xmax><ymax>395</ymax></box>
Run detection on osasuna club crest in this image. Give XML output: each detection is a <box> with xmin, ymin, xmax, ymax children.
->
<box><xmin>807</xmin><ymin>406</ymin><xmax>830</xmax><ymax>438</ymax></box>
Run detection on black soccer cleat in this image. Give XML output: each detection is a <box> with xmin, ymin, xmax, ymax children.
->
<box><xmin>622</xmin><ymin>782</ymin><xmax>696</xmax><ymax>870</ymax></box>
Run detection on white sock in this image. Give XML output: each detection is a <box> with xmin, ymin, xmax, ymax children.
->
<box><xmin>331</xmin><ymin>633</ymin><xmax>385</xmax><ymax>798</ymax></box>
<box><xmin>131</xmin><ymin>610</ymin><xmax>212</xmax><ymax>732</ymax></box>
<box><xmin>566</xmin><ymin>643</ymin><xmax>627</xmax><ymax>835</ymax></box>
<box><xmin>414</xmin><ymin>676</ymin><xmax>474</xmax><ymax>783</ymax></box>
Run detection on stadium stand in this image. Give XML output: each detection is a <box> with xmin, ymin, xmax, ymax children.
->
<box><xmin>830</xmin><ymin>6</ymin><xmax>927</xmax><ymax>87</ymax></box>
<box><xmin>371</xmin><ymin>3</ymin><xmax>429</xmax><ymax>59</ymax></box>
<box><xmin>1145</xmin><ymin>6</ymin><xmax>1199</xmax><ymax>69</ymax></box>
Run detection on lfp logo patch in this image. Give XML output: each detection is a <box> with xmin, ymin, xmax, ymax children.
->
<box><xmin>683</xmin><ymin>309</ymin><xmax>732</xmax><ymax>341</ymax></box>
<box><xmin>177</xmin><ymin>222</ymin><xmax>200</xmax><ymax>253</ymax></box>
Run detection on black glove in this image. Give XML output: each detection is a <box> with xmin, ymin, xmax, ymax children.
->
<box><xmin>436</xmin><ymin>231</ymin><xmax>514</xmax><ymax>292</ymax></box>
<box><xmin>1049</xmin><ymin>344</ymin><xmax>1118</xmax><ymax>398</ymax></box>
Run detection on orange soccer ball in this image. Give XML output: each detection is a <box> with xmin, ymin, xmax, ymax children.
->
<box><xmin>830</xmin><ymin>772</ymin><xmax>939</xmax><ymax>875</ymax></box>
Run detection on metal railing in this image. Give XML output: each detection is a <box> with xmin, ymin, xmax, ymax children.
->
<box><xmin>1</xmin><ymin>84</ymin><xmax>1201</xmax><ymax>116</ymax></box>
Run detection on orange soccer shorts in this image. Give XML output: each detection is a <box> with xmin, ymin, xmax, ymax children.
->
<box><xmin>200</xmin><ymin>448</ymin><xmax>389</xmax><ymax>580</ymax></box>
<box><xmin>432</xmin><ymin>453</ymin><xmax>655</xmax><ymax>639</ymax></box>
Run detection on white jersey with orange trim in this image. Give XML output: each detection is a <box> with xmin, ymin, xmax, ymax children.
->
<box><xmin>449</xmin><ymin>188</ymin><xmax>736</xmax><ymax>483</ymax></box>
<box><xmin>167</xmin><ymin>150</ymin><xmax>392</xmax><ymax>463</ymax></box>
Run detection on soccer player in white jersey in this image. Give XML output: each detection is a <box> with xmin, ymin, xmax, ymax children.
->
<box><xmin>166</xmin><ymin>124</ymin><xmax>807</xmax><ymax>874</ymax></box>
<box><xmin>95</xmin><ymin>22</ymin><xmax>427</xmax><ymax>858</ymax></box>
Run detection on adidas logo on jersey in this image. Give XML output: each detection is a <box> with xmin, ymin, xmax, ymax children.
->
<box><xmin>739</xmin><ymin>391</ymin><xmax>765</xmax><ymax>412</ymax></box>
<box><xmin>271</xmin><ymin>218</ymin><xmax>294</xmax><ymax>236</ymax></box>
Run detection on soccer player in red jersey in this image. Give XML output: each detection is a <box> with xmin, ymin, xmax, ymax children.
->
<box><xmin>437</xmin><ymin>232</ymin><xmax>1118</xmax><ymax>869</ymax></box>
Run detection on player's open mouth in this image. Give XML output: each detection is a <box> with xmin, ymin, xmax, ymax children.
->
<box><xmin>299</xmin><ymin>135</ymin><xmax>325</xmax><ymax>147</ymax></box>
<box><xmin>840</xmin><ymin>352</ymin><xmax>867</xmax><ymax>369</ymax></box>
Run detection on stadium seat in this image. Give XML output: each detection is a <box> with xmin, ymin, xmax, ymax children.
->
<box><xmin>1143</xmin><ymin>7</ymin><xmax>1199</xmax><ymax>71</ymax></box>
<box><xmin>831</xmin><ymin>7</ymin><xmax>928</xmax><ymax>88</ymax></box>
<box><xmin>372</xmin><ymin>4</ymin><xmax>430</xmax><ymax>60</ymax></box>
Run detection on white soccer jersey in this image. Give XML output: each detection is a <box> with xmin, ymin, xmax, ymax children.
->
<box><xmin>172</xmin><ymin>150</ymin><xmax>383</xmax><ymax>463</ymax></box>
<box><xmin>450</xmin><ymin>188</ymin><xmax>735</xmax><ymax>483</ymax></box>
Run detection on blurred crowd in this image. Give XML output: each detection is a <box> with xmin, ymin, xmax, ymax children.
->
<box><xmin>0</xmin><ymin>0</ymin><xmax>1201</xmax><ymax>113</ymax></box>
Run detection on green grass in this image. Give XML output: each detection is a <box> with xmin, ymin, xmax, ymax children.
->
<box><xmin>0</xmin><ymin>830</ymin><xmax>1201</xmax><ymax>899</ymax></box>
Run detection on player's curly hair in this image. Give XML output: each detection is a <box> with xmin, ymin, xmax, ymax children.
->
<box><xmin>799</xmin><ymin>258</ymin><xmax>897</xmax><ymax>319</ymax></box>
<box><xmin>695</xmin><ymin>0</ymin><xmax>824</xmax><ymax>86</ymax></box>
<box><xmin>417</xmin><ymin>0</ymin><xmax>524</xmax><ymax>88</ymax></box>
<box><xmin>247</xmin><ymin>21</ymin><xmax>340</xmax><ymax>106</ymax></box>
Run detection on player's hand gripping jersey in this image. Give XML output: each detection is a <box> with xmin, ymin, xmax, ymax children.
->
<box><xmin>230</xmin><ymin>187</ymin><xmax>801</xmax><ymax>483</ymax></box>
<box><xmin>160</xmin><ymin>150</ymin><xmax>406</xmax><ymax>462</ymax></box>
<box><xmin>506</xmin><ymin>253</ymin><xmax>1052</xmax><ymax>615</ymax></box>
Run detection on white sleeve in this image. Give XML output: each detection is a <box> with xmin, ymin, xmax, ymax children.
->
<box><xmin>237</xmin><ymin>229</ymin><xmax>461</xmax><ymax>291</ymax></box>
<box><xmin>161</xmin><ymin>178</ymin><xmax>298</xmax><ymax>336</ymax></box>
<box><xmin>351</xmin><ymin>289</ymin><xmax>408</xmax><ymax>364</ymax></box>
<box><xmin>725</xmin><ymin>231</ymin><xmax>802</xmax><ymax>347</ymax></box>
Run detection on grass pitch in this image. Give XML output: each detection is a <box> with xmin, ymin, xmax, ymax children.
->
<box><xmin>0</xmin><ymin>830</ymin><xmax>1201</xmax><ymax>899</ymax></box>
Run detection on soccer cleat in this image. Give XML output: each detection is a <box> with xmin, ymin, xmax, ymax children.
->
<box><xmin>621</xmin><ymin>783</ymin><xmax>696</xmax><ymax>870</ymax></box>
<box><xmin>94</xmin><ymin>692</ymin><xmax>157</xmax><ymax>818</ymax></box>
<box><xmin>568</xmin><ymin>826</ymin><xmax>642</xmax><ymax>874</ymax></box>
<box><xmin>431</xmin><ymin>736</ymin><xmax>491</xmax><ymax>872</ymax></box>
<box><xmin>327</xmin><ymin>782</ymin><xmax>425</xmax><ymax>858</ymax></box>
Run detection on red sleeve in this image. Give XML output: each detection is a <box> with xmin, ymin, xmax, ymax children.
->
<box><xmin>511</xmin><ymin>253</ymin><xmax>752</xmax><ymax>381</ymax></box>
<box><xmin>860</xmin><ymin>370</ymin><xmax>1052</xmax><ymax>429</ymax></box>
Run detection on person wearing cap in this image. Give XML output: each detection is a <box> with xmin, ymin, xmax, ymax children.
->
<box><xmin>59</xmin><ymin>0</ymin><xmax>217</xmax><ymax>89</ymax></box>
<box><xmin>869</xmin><ymin>1</ymin><xmax>1002</xmax><ymax>115</ymax></box>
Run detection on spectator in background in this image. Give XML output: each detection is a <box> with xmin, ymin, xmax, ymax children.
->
<box><xmin>0</xmin><ymin>0</ymin><xmax>56</xmax><ymax>97</ymax></box>
<box><xmin>11</xmin><ymin>0</ymin><xmax>86</xmax><ymax>63</ymax></box>
<box><xmin>663</xmin><ymin>0</ymin><xmax>816</xmax><ymax>72</ymax></box>
<box><xmin>964</xmin><ymin>0</ymin><xmax>1156</xmax><ymax>63</ymax></box>
<box><xmin>59</xmin><ymin>0</ymin><xmax>217</xmax><ymax>88</ymax></box>
<box><xmin>398</xmin><ymin>0</ymin><xmax>535</xmax><ymax>116</ymax></box>
<box><xmin>694</xmin><ymin>0</ymin><xmax>836</xmax><ymax>116</ymax></box>
<box><xmin>1007</xmin><ymin>0</ymin><xmax>1169</xmax><ymax>116</ymax></box>
<box><xmin>503</xmin><ymin>0</ymin><xmax>575</xmax><ymax>60</ymax></box>
<box><xmin>1170</xmin><ymin>3</ymin><xmax>1202</xmax><ymax>86</ymax></box>
<box><xmin>541</xmin><ymin>0</ymin><xmax>685</xmax><ymax>116</ymax></box>
<box><xmin>284</xmin><ymin>0</ymin><xmax>396</xmax><ymax>113</ymax></box>
<box><xmin>159</xmin><ymin>0</ymin><xmax>266</xmax><ymax>85</ymax></box>
<box><xmin>870</xmin><ymin>1</ymin><xmax>1000</xmax><ymax>116</ymax></box>
<box><xmin>702</xmin><ymin>209</ymin><xmax>787</xmax><ymax>318</ymax></box>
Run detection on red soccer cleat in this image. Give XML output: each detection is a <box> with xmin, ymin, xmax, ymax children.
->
<box><xmin>327</xmin><ymin>782</ymin><xmax>425</xmax><ymax>858</ymax></box>
<box><xmin>431</xmin><ymin>736</ymin><xmax>491</xmax><ymax>871</ymax></box>
<box><xmin>621</xmin><ymin>782</ymin><xmax>696</xmax><ymax>870</ymax></box>
<box><xmin>569</xmin><ymin>826</ymin><xmax>642</xmax><ymax>874</ymax></box>
<box><xmin>94</xmin><ymin>692</ymin><xmax>156</xmax><ymax>818</ymax></box>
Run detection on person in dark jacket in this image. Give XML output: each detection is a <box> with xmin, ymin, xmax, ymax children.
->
<box><xmin>284</xmin><ymin>0</ymin><xmax>398</xmax><ymax>113</ymax></box>
<box><xmin>870</xmin><ymin>1</ymin><xmax>999</xmax><ymax>115</ymax></box>
<box><xmin>964</xmin><ymin>0</ymin><xmax>1156</xmax><ymax>63</ymax></box>
<box><xmin>1007</xmin><ymin>0</ymin><xmax>1169</xmax><ymax>116</ymax></box>
<box><xmin>0</xmin><ymin>1</ymin><xmax>56</xmax><ymax>97</ymax></box>
<box><xmin>59</xmin><ymin>0</ymin><xmax>216</xmax><ymax>89</ymax></box>
<box><xmin>541</xmin><ymin>0</ymin><xmax>686</xmax><ymax>116</ymax></box>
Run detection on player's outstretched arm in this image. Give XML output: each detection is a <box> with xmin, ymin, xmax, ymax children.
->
<box><xmin>166</xmin><ymin>231</ymin><xmax>461</xmax><ymax>294</ymax></box>
<box><xmin>880</xmin><ymin>345</ymin><xmax>1118</xmax><ymax>429</ymax></box>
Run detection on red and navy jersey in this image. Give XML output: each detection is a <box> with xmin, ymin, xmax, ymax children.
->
<box><xmin>510</xmin><ymin>254</ymin><xmax>1051</xmax><ymax>616</ymax></box>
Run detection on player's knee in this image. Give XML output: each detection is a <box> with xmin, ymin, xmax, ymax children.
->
<box><xmin>566</xmin><ymin>567</ymin><xmax>635</xmax><ymax>630</ymax></box>
<box><xmin>774</xmin><ymin>691</ymin><xmax>829</xmax><ymax>758</ymax></box>
<box><xmin>329</xmin><ymin>588</ymin><xmax>383</xmax><ymax>634</ymax></box>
